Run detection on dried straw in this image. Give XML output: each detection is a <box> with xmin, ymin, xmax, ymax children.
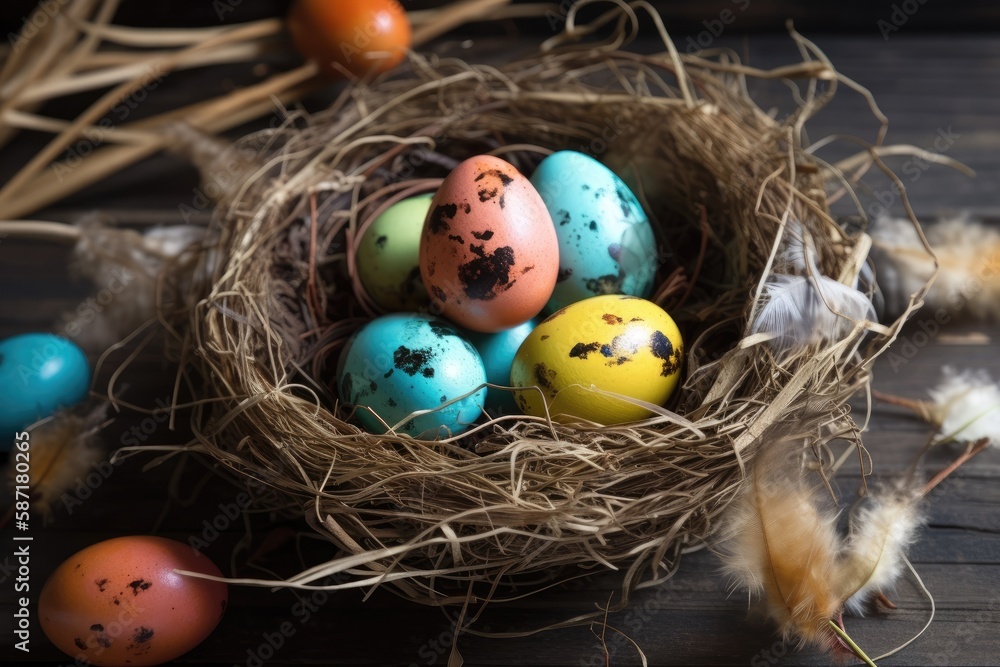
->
<box><xmin>173</xmin><ymin>3</ymin><xmax>927</xmax><ymax>605</ymax></box>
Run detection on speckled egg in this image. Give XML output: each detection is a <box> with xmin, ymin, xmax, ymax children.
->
<box><xmin>38</xmin><ymin>536</ymin><xmax>228</xmax><ymax>666</ymax></box>
<box><xmin>510</xmin><ymin>295</ymin><xmax>683</xmax><ymax>425</ymax></box>
<box><xmin>420</xmin><ymin>155</ymin><xmax>559</xmax><ymax>332</ymax></box>
<box><xmin>529</xmin><ymin>151</ymin><xmax>658</xmax><ymax>311</ymax></box>
<box><xmin>337</xmin><ymin>314</ymin><xmax>487</xmax><ymax>438</ymax></box>
<box><xmin>467</xmin><ymin>319</ymin><xmax>538</xmax><ymax>416</ymax></box>
<box><xmin>0</xmin><ymin>333</ymin><xmax>90</xmax><ymax>443</ymax></box>
<box><xmin>356</xmin><ymin>194</ymin><xmax>433</xmax><ymax>311</ymax></box>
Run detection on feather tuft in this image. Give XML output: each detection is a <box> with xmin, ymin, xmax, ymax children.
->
<box><xmin>3</xmin><ymin>404</ymin><xmax>109</xmax><ymax>523</ymax></box>
<box><xmin>871</xmin><ymin>215</ymin><xmax>1000</xmax><ymax>319</ymax></box>
<box><xmin>751</xmin><ymin>274</ymin><xmax>876</xmax><ymax>351</ymax></box>
<box><xmin>716</xmin><ymin>447</ymin><xmax>841</xmax><ymax>647</ymax></box>
<box><xmin>927</xmin><ymin>366</ymin><xmax>1000</xmax><ymax>444</ymax></box>
<box><xmin>836</xmin><ymin>482</ymin><xmax>924</xmax><ymax>615</ymax></box>
<box><xmin>61</xmin><ymin>216</ymin><xmax>210</xmax><ymax>352</ymax></box>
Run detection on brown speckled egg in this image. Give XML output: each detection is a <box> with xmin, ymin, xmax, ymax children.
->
<box><xmin>420</xmin><ymin>155</ymin><xmax>559</xmax><ymax>332</ymax></box>
<box><xmin>39</xmin><ymin>536</ymin><xmax>227</xmax><ymax>666</ymax></box>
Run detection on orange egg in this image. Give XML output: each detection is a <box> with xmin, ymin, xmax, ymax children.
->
<box><xmin>288</xmin><ymin>0</ymin><xmax>411</xmax><ymax>78</ymax></box>
<box><xmin>420</xmin><ymin>155</ymin><xmax>560</xmax><ymax>333</ymax></box>
<box><xmin>39</xmin><ymin>536</ymin><xmax>228</xmax><ymax>666</ymax></box>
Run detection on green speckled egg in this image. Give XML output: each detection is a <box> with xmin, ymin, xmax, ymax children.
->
<box><xmin>356</xmin><ymin>194</ymin><xmax>432</xmax><ymax>311</ymax></box>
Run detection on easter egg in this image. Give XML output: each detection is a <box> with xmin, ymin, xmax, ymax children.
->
<box><xmin>288</xmin><ymin>0</ymin><xmax>412</xmax><ymax>78</ymax></box>
<box><xmin>510</xmin><ymin>295</ymin><xmax>683</xmax><ymax>425</ymax></box>
<box><xmin>529</xmin><ymin>151</ymin><xmax>658</xmax><ymax>311</ymax></box>
<box><xmin>0</xmin><ymin>333</ymin><xmax>90</xmax><ymax>441</ymax></box>
<box><xmin>337</xmin><ymin>314</ymin><xmax>487</xmax><ymax>438</ymax></box>
<box><xmin>356</xmin><ymin>194</ymin><xmax>432</xmax><ymax>311</ymax></box>
<box><xmin>39</xmin><ymin>536</ymin><xmax>227</xmax><ymax>666</ymax></box>
<box><xmin>467</xmin><ymin>319</ymin><xmax>538</xmax><ymax>416</ymax></box>
<box><xmin>420</xmin><ymin>155</ymin><xmax>559</xmax><ymax>332</ymax></box>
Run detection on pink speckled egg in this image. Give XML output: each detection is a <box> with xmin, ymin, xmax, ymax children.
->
<box><xmin>39</xmin><ymin>536</ymin><xmax>227</xmax><ymax>666</ymax></box>
<box><xmin>420</xmin><ymin>155</ymin><xmax>559</xmax><ymax>333</ymax></box>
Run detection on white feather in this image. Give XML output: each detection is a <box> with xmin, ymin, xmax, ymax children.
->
<box><xmin>836</xmin><ymin>485</ymin><xmax>923</xmax><ymax>615</ymax></box>
<box><xmin>928</xmin><ymin>366</ymin><xmax>1000</xmax><ymax>444</ymax></box>
<box><xmin>751</xmin><ymin>273</ymin><xmax>876</xmax><ymax>351</ymax></box>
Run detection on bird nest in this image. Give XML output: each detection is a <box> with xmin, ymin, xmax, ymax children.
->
<box><xmin>181</xmin><ymin>6</ymin><xmax>922</xmax><ymax>605</ymax></box>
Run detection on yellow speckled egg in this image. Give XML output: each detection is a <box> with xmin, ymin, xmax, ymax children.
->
<box><xmin>510</xmin><ymin>295</ymin><xmax>683</xmax><ymax>424</ymax></box>
<box><xmin>420</xmin><ymin>155</ymin><xmax>559</xmax><ymax>333</ymax></box>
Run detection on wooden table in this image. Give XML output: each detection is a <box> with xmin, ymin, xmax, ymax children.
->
<box><xmin>2</xmin><ymin>31</ymin><xmax>999</xmax><ymax>666</ymax></box>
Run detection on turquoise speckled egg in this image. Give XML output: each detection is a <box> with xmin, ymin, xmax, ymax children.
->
<box><xmin>0</xmin><ymin>334</ymin><xmax>90</xmax><ymax>442</ymax></box>
<box><xmin>467</xmin><ymin>319</ymin><xmax>537</xmax><ymax>417</ymax></box>
<box><xmin>356</xmin><ymin>194</ymin><xmax>433</xmax><ymax>312</ymax></box>
<box><xmin>529</xmin><ymin>151</ymin><xmax>658</xmax><ymax>312</ymax></box>
<box><xmin>337</xmin><ymin>314</ymin><xmax>487</xmax><ymax>438</ymax></box>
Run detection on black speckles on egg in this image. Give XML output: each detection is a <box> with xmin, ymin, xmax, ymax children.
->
<box><xmin>74</xmin><ymin>638</ymin><xmax>87</xmax><ymax>650</ymax></box>
<box><xmin>95</xmin><ymin>578</ymin><xmax>108</xmax><ymax>591</ymax></box>
<box><xmin>133</xmin><ymin>627</ymin><xmax>154</xmax><ymax>644</ymax></box>
<box><xmin>588</xmin><ymin>220</ymin><xmax>598</xmax><ymax>232</ymax></box>
<box><xmin>431</xmin><ymin>285</ymin><xmax>447</xmax><ymax>303</ymax></box>
<box><xmin>472</xmin><ymin>229</ymin><xmax>494</xmax><ymax>241</ymax></box>
<box><xmin>585</xmin><ymin>272</ymin><xmax>625</xmax><ymax>295</ymax></box>
<box><xmin>556</xmin><ymin>268</ymin><xmax>573</xmax><ymax>283</ymax></box>
<box><xmin>90</xmin><ymin>624</ymin><xmax>104</xmax><ymax>632</ymax></box>
<box><xmin>440</xmin><ymin>395</ymin><xmax>448</xmax><ymax>403</ymax></box>
<box><xmin>387</xmin><ymin>397</ymin><xmax>397</xmax><ymax>407</ymax></box>
<box><xmin>474</xmin><ymin>169</ymin><xmax>514</xmax><ymax>208</ymax></box>
<box><xmin>569</xmin><ymin>342</ymin><xmax>602</xmax><ymax>360</ymax></box>
<box><xmin>534</xmin><ymin>363</ymin><xmax>557</xmax><ymax>391</ymax></box>
<box><xmin>393</xmin><ymin>346</ymin><xmax>434</xmax><ymax>377</ymax></box>
<box><xmin>540</xmin><ymin>335</ymin><xmax>550</xmax><ymax>341</ymax></box>
<box><xmin>555</xmin><ymin>209</ymin><xmax>571</xmax><ymax>226</ymax></box>
<box><xmin>602</xmin><ymin>313</ymin><xmax>623</xmax><ymax>325</ymax></box>
<box><xmin>616</xmin><ymin>184</ymin><xmax>639</xmax><ymax>219</ymax></box>
<box><xmin>427</xmin><ymin>320</ymin><xmax>457</xmax><ymax>339</ymax></box>
<box><xmin>650</xmin><ymin>331</ymin><xmax>681</xmax><ymax>377</ymax></box>
<box><xmin>128</xmin><ymin>579</ymin><xmax>151</xmax><ymax>595</ymax></box>
<box><xmin>369</xmin><ymin>380</ymin><xmax>378</xmax><ymax>392</ymax></box>
<box><xmin>375</xmin><ymin>235</ymin><xmax>388</xmax><ymax>250</ymax></box>
<box><xmin>448</xmin><ymin>234</ymin><xmax>464</xmax><ymax>245</ymax></box>
<box><xmin>457</xmin><ymin>245</ymin><xmax>516</xmax><ymax>301</ymax></box>
<box><xmin>383</xmin><ymin>368</ymin><xmax>394</xmax><ymax>379</ymax></box>
<box><xmin>125</xmin><ymin>626</ymin><xmax>154</xmax><ymax>656</ymax></box>
<box><xmin>521</xmin><ymin>265</ymin><xmax>535</xmax><ymax>275</ymax></box>
<box><xmin>428</xmin><ymin>203</ymin><xmax>458</xmax><ymax>235</ymax></box>
<box><xmin>422</xmin><ymin>367</ymin><xmax>435</xmax><ymax>378</ymax></box>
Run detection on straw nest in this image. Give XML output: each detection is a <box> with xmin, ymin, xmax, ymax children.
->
<box><xmin>181</xmin><ymin>5</ymin><xmax>921</xmax><ymax>604</ymax></box>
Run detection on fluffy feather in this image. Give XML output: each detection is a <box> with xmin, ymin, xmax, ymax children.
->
<box><xmin>871</xmin><ymin>215</ymin><xmax>1000</xmax><ymax>319</ymax></box>
<box><xmin>751</xmin><ymin>274</ymin><xmax>876</xmax><ymax>351</ymax></box>
<box><xmin>928</xmin><ymin>366</ymin><xmax>1000</xmax><ymax>444</ymax></box>
<box><xmin>4</xmin><ymin>404</ymin><xmax>108</xmax><ymax>523</ymax></box>
<box><xmin>836</xmin><ymin>484</ymin><xmax>923</xmax><ymax>615</ymax></box>
<box><xmin>61</xmin><ymin>217</ymin><xmax>209</xmax><ymax>352</ymax></box>
<box><xmin>716</xmin><ymin>453</ymin><xmax>841</xmax><ymax>647</ymax></box>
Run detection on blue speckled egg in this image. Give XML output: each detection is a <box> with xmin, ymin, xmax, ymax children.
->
<box><xmin>467</xmin><ymin>319</ymin><xmax>538</xmax><ymax>417</ymax></box>
<box><xmin>530</xmin><ymin>151</ymin><xmax>658</xmax><ymax>311</ymax></box>
<box><xmin>0</xmin><ymin>334</ymin><xmax>90</xmax><ymax>442</ymax></box>
<box><xmin>337</xmin><ymin>314</ymin><xmax>487</xmax><ymax>439</ymax></box>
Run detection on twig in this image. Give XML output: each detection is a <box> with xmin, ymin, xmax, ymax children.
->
<box><xmin>0</xmin><ymin>220</ymin><xmax>82</xmax><ymax>243</ymax></box>
<box><xmin>0</xmin><ymin>19</ymin><xmax>283</xmax><ymax>206</ymax></box>
<box><xmin>921</xmin><ymin>437</ymin><xmax>990</xmax><ymax>497</ymax></box>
